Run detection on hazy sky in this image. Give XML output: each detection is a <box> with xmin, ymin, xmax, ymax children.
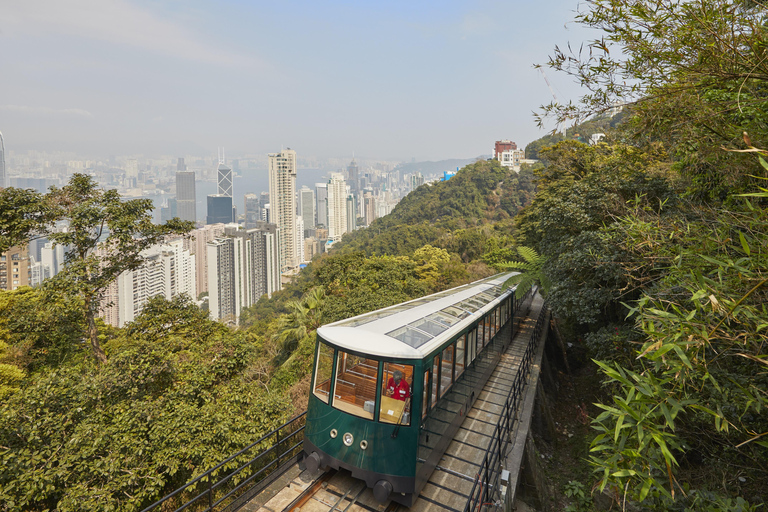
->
<box><xmin>1</xmin><ymin>0</ymin><xmax>595</xmax><ymax>161</ymax></box>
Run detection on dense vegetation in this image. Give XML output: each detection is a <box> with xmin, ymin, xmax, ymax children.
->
<box><xmin>517</xmin><ymin>1</ymin><xmax>768</xmax><ymax>509</ymax></box>
<box><xmin>0</xmin><ymin>158</ymin><xmax>534</xmax><ymax>510</ymax></box>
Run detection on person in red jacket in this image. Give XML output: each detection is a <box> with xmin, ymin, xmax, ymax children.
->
<box><xmin>386</xmin><ymin>370</ymin><xmax>410</xmax><ymax>401</ymax></box>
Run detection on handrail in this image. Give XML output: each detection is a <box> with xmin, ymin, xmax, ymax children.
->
<box><xmin>463</xmin><ymin>299</ymin><xmax>548</xmax><ymax>512</ymax></box>
<box><xmin>139</xmin><ymin>411</ymin><xmax>307</xmax><ymax>512</ymax></box>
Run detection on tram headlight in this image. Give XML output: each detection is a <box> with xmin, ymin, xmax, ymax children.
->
<box><xmin>343</xmin><ymin>432</ymin><xmax>354</xmax><ymax>446</ymax></box>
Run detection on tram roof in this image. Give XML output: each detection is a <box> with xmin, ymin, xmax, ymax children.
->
<box><xmin>316</xmin><ymin>272</ymin><xmax>518</xmax><ymax>359</ymax></box>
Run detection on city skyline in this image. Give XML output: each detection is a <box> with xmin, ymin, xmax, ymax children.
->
<box><xmin>0</xmin><ymin>1</ymin><xmax>594</xmax><ymax>160</ymax></box>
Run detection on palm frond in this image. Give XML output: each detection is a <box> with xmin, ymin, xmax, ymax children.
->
<box><xmin>516</xmin><ymin>246</ymin><xmax>541</xmax><ymax>265</ymax></box>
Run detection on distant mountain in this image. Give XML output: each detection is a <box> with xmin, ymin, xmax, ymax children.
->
<box><xmin>394</xmin><ymin>157</ymin><xmax>488</xmax><ymax>176</ymax></box>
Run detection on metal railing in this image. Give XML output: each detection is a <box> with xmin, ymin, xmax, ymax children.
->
<box><xmin>463</xmin><ymin>301</ymin><xmax>548</xmax><ymax>512</ymax></box>
<box><xmin>140</xmin><ymin>411</ymin><xmax>307</xmax><ymax>512</ymax></box>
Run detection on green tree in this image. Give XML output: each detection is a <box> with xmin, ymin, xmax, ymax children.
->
<box><xmin>274</xmin><ymin>287</ymin><xmax>325</xmax><ymax>357</ymax></box>
<box><xmin>0</xmin><ymin>187</ymin><xmax>51</xmax><ymax>253</ymax></box>
<box><xmin>42</xmin><ymin>174</ymin><xmax>193</xmax><ymax>363</ymax></box>
<box><xmin>496</xmin><ymin>246</ymin><xmax>550</xmax><ymax>299</ymax></box>
<box><xmin>541</xmin><ymin>0</ymin><xmax>768</xmax><ymax>200</ymax></box>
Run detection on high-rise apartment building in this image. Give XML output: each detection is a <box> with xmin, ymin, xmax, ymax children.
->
<box><xmin>346</xmin><ymin>194</ymin><xmax>356</xmax><ymax>233</ymax></box>
<box><xmin>327</xmin><ymin>173</ymin><xmax>347</xmax><ymax>242</ymax></box>
<box><xmin>112</xmin><ymin>238</ymin><xmax>196</xmax><ymax>327</ymax></box>
<box><xmin>0</xmin><ymin>131</ymin><xmax>6</xmax><ymax>189</ymax></box>
<box><xmin>192</xmin><ymin>223</ymin><xmax>227</xmax><ymax>296</ymax></box>
<box><xmin>176</xmin><ymin>170</ymin><xmax>196</xmax><ymax>223</ymax></box>
<box><xmin>0</xmin><ymin>245</ymin><xmax>30</xmax><ymax>291</ymax></box>
<box><xmin>363</xmin><ymin>192</ymin><xmax>376</xmax><ymax>226</ymax></box>
<box><xmin>268</xmin><ymin>148</ymin><xmax>297</xmax><ymax>272</ymax></box>
<box><xmin>315</xmin><ymin>183</ymin><xmax>328</xmax><ymax>228</ymax></box>
<box><xmin>207</xmin><ymin>237</ymin><xmax>237</xmax><ymax>323</ymax></box>
<box><xmin>295</xmin><ymin>215</ymin><xmax>305</xmax><ymax>264</ymax></box>
<box><xmin>207</xmin><ymin>223</ymin><xmax>281</xmax><ymax>324</ymax></box>
<box><xmin>298</xmin><ymin>186</ymin><xmax>315</xmax><ymax>231</ymax></box>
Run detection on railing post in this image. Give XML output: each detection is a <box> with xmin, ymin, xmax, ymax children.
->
<box><xmin>276</xmin><ymin>428</ymin><xmax>281</xmax><ymax>468</ymax></box>
<box><xmin>208</xmin><ymin>475</ymin><xmax>213</xmax><ymax>511</ymax></box>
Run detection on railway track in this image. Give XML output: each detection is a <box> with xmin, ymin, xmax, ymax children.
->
<box><xmin>267</xmin><ymin>468</ymin><xmax>401</xmax><ymax>512</ymax></box>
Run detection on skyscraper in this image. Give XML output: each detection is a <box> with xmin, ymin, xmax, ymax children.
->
<box><xmin>346</xmin><ymin>194</ymin><xmax>357</xmax><ymax>233</ymax></box>
<box><xmin>327</xmin><ymin>173</ymin><xmax>347</xmax><ymax>241</ymax></box>
<box><xmin>244</xmin><ymin>193</ymin><xmax>260</xmax><ymax>228</ymax></box>
<box><xmin>217</xmin><ymin>161</ymin><xmax>232</xmax><ymax>196</ymax></box>
<box><xmin>268</xmin><ymin>148</ymin><xmax>297</xmax><ymax>272</ymax></box>
<box><xmin>0</xmin><ymin>131</ymin><xmax>6</xmax><ymax>189</ymax></box>
<box><xmin>207</xmin><ymin>195</ymin><xmax>233</xmax><ymax>224</ymax></box>
<box><xmin>347</xmin><ymin>158</ymin><xmax>359</xmax><ymax>195</ymax></box>
<box><xmin>176</xmin><ymin>170</ymin><xmax>196</xmax><ymax>223</ymax></box>
<box><xmin>315</xmin><ymin>183</ymin><xmax>328</xmax><ymax>228</ymax></box>
<box><xmin>298</xmin><ymin>186</ymin><xmax>315</xmax><ymax>231</ymax></box>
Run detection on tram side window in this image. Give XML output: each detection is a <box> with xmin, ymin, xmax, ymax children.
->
<box><xmin>422</xmin><ymin>370</ymin><xmax>430</xmax><ymax>419</ymax></box>
<box><xmin>440</xmin><ymin>345</ymin><xmax>454</xmax><ymax>397</ymax></box>
<box><xmin>332</xmin><ymin>351</ymin><xmax>379</xmax><ymax>420</ymax></box>
<box><xmin>455</xmin><ymin>335</ymin><xmax>466</xmax><ymax>379</ymax></box>
<box><xmin>380</xmin><ymin>363</ymin><xmax>413</xmax><ymax>425</ymax></box>
<box><xmin>313</xmin><ymin>342</ymin><xmax>335</xmax><ymax>403</ymax></box>
<box><xmin>483</xmin><ymin>316</ymin><xmax>491</xmax><ymax>345</ymax></box>
<box><xmin>431</xmin><ymin>357</ymin><xmax>440</xmax><ymax>410</ymax></box>
<box><xmin>468</xmin><ymin>329</ymin><xmax>477</xmax><ymax>364</ymax></box>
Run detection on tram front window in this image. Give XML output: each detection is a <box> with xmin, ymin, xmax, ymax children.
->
<box><xmin>332</xmin><ymin>351</ymin><xmax>379</xmax><ymax>420</ymax></box>
<box><xmin>380</xmin><ymin>363</ymin><xmax>413</xmax><ymax>425</ymax></box>
<box><xmin>313</xmin><ymin>341</ymin><xmax>334</xmax><ymax>403</ymax></box>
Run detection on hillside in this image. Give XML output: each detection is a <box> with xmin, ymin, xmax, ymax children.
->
<box><xmin>335</xmin><ymin>158</ymin><xmax>536</xmax><ymax>259</ymax></box>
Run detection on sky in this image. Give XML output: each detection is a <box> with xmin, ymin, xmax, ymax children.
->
<box><xmin>0</xmin><ymin>0</ymin><xmax>597</xmax><ymax>161</ymax></box>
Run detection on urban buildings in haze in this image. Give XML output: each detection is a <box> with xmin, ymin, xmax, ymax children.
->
<box><xmin>175</xmin><ymin>158</ymin><xmax>196</xmax><ymax>223</ymax></box>
<box><xmin>268</xmin><ymin>148</ymin><xmax>297</xmax><ymax>272</ymax></box>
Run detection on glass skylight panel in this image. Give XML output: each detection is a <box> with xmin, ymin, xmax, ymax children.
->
<box><xmin>441</xmin><ymin>305</ymin><xmax>469</xmax><ymax>319</ymax></box>
<box><xmin>465</xmin><ymin>297</ymin><xmax>487</xmax><ymax>310</ymax></box>
<box><xmin>335</xmin><ymin>306</ymin><xmax>410</xmax><ymax>327</ymax></box>
<box><xmin>409</xmin><ymin>317</ymin><xmax>449</xmax><ymax>337</ymax></box>
<box><xmin>474</xmin><ymin>292</ymin><xmax>496</xmax><ymax>303</ymax></box>
<box><xmin>427</xmin><ymin>311</ymin><xmax>459</xmax><ymax>327</ymax></box>
<box><xmin>456</xmin><ymin>300</ymin><xmax>480</xmax><ymax>313</ymax></box>
<box><xmin>387</xmin><ymin>325</ymin><xmax>433</xmax><ymax>348</ymax></box>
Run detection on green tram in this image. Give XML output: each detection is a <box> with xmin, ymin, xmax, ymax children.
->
<box><xmin>302</xmin><ymin>273</ymin><xmax>531</xmax><ymax>507</ymax></box>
